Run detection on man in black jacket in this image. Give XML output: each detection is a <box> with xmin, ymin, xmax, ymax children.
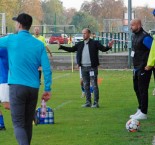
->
<box><xmin>57</xmin><ymin>28</ymin><xmax>114</xmax><ymax>108</ymax></box>
<box><xmin>130</xmin><ymin>19</ymin><xmax>153</xmax><ymax>120</ymax></box>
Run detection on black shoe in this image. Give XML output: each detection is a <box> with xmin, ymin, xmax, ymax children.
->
<box><xmin>81</xmin><ymin>103</ymin><xmax>91</xmax><ymax>108</ymax></box>
<box><xmin>91</xmin><ymin>103</ymin><xmax>99</xmax><ymax>108</ymax></box>
<box><xmin>0</xmin><ymin>126</ymin><xmax>6</xmax><ymax>131</ymax></box>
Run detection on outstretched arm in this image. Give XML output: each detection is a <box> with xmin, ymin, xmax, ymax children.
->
<box><xmin>97</xmin><ymin>40</ymin><xmax>114</xmax><ymax>52</ymax></box>
<box><xmin>56</xmin><ymin>40</ymin><xmax>78</xmax><ymax>52</ymax></box>
<box><xmin>0</xmin><ymin>35</ymin><xmax>8</xmax><ymax>48</ymax></box>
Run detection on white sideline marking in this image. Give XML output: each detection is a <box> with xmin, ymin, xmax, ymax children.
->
<box><xmin>52</xmin><ymin>74</ymin><xmax>72</xmax><ymax>111</ymax></box>
<box><xmin>53</xmin><ymin>73</ymin><xmax>70</xmax><ymax>80</ymax></box>
<box><xmin>54</xmin><ymin>100</ymin><xmax>72</xmax><ymax>111</ymax></box>
<box><xmin>40</xmin><ymin>73</ymin><xmax>70</xmax><ymax>83</ymax></box>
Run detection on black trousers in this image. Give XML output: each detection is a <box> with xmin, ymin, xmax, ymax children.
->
<box><xmin>133</xmin><ymin>69</ymin><xmax>152</xmax><ymax>114</ymax></box>
<box><xmin>81</xmin><ymin>66</ymin><xmax>99</xmax><ymax>105</ymax></box>
<box><xmin>9</xmin><ymin>85</ymin><xmax>38</xmax><ymax>145</ymax></box>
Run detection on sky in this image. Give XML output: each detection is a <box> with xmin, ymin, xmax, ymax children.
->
<box><xmin>61</xmin><ymin>0</ymin><xmax>155</xmax><ymax>10</ymax></box>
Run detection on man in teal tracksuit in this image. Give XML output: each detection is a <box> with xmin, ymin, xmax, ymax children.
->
<box><xmin>0</xmin><ymin>13</ymin><xmax>52</xmax><ymax>145</ymax></box>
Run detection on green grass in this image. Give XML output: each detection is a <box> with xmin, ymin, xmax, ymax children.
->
<box><xmin>1</xmin><ymin>70</ymin><xmax>155</xmax><ymax>145</ymax></box>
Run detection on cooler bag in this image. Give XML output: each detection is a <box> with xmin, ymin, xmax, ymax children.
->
<box><xmin>35</xmin><ymin>107</ymin><xmax>54</xmax><ymax>125</ymax></box>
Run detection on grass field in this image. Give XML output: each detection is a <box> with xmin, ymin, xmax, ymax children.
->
<box><xmin>1</xmin><ymin>70</ymin><xmax>155</xmax><ymax>145</ymax></box>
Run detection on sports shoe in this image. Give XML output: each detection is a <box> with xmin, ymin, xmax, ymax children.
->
<box><xmin>132</xmin><ymin>111</ymin><xmax>147</xmax><ymax>120</ymax></box>
<box><xmin>153</xmin><ymin>88</ymin><xmax>155</xmax><ymax>96</ymax></box>
<box><xmin>130</xmin><ymin>109</ymin><xmax>141</xmax><ymax>118</ymax></box>
<box><xmin>81</xmin><ymin>103</ymin><xmax>91</xmax><ymax>108</ymax></box>
<box><xmin>91</xmin><ymin>103</ymin><xmax>99</xmax><ymax>108</ymax></box>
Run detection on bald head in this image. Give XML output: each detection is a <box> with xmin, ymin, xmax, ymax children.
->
<box><xmin>82</xmin><ymin>28</ymin><xmax>91</xmax><ymax>40</ymax></box>
<box><xmin>130</xmin><ymin>19</ymin><xmax>142</xmax><ymax>33</ymax></box>
<box><xmin>131</xmin><ymin>19</ymin><xmax>142</xmax><ymax>26</ymax></box>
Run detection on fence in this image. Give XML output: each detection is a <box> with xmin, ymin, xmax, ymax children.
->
<box><xmin>38</xmin><ymin>31</ymin><xmax>129</xmax><ymax>53</ymax></box>
<box><xmin>95</xmin><ymin>32</ymin><xmax>128</xmax><ymax>53</ymax></box>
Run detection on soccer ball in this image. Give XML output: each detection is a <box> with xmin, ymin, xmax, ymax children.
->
<box><xmin>126</xmin><ymin>119</ymin><xmax>140</xmax><ymax>132</ymax></box>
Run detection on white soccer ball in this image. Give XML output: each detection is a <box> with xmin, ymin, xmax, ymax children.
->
<box><xmin>126</xmin><ymin>119</ymin><xmax>140</xmax><ymax>132</ymax></box>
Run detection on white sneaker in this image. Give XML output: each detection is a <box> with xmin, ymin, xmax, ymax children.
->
<box><xmin>130</xmin><ymin>109</ymin><xmax>141</xmax><ymax>118</ymax></box>
<box><xmin>132</xmin><ymin>111</ymin><xmax>147</xmax><ymax>120</ymax></box>
<box><xmin>153</xmin><ymin>88</ymin><xmax>155</xmax><ymax>96</ymax></box>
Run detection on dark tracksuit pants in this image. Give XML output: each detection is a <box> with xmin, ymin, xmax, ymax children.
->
<box><xmin>9</xmin><ymin>85</ymin><xmax>38</xmax><ymax>145</ymax></box>
<box><xmin>81</xmin><ymin>66</ymin><xmax>99</xmax><ymax>105</ymax></box>
<box><xmin>133</xmin><ymin>69</ymin><xmax>152</xmax><ymax>114</ymax></box>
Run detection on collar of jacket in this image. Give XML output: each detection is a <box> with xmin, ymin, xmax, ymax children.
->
<box><xmin>83</xmin><ymin>38</ymin><xmax>93</xmax><ymax>44</ymax></box>
<box><xmin>18</xmin><ymin>30</ymin><xmax>30</xmax><ymax>34</ymax></box>
<box><xmin>134</xmin><ymin>27</ymin><xmax>143</xmax><ymax>35</ymax></box>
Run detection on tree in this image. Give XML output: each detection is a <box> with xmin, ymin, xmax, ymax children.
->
<box><xmin>133</xmin><ymin>6</ymin><xmax>155</xmax><ymax>31</ymax></box>
<box><xmin>81</xmin><ymin>0</ymin><xmax>125</xmax><ymax>18</ymax></box>
<box><xmin>41</xmin><ymin>0</ymin><xmax>63</xmax><ymax>25</ymax></box>
<box><xmin>0</xmin><ymin>0</ymin><xmax>18</xmax><ymax>32</ymax></box>
<box><xmin>63</xmin><ymin>8</ymin><xmax>77</xmax><ymax>25</ymax></box>
<box><xmin>80</xmin><ymin>0</ymin><xmax>125</xmax><ymax>31</ymax></box>
<box><xmin>70</xmin><ymin>12</ymin><xmax>98</xmax><ymax>33</ymax></box>
<box><xmin>134</xmin><ymin>6</ymin><xmax>153</xmax><ymax>21</ymax></box>
<box><xmin>0</xmin><ymin>0</ymin><xmax>43</xmax><ymax>32</ymax></box>
<box><xmin>15</xmin><ymin>0</ymin><xmax>43</xmax><ymax>24</ymax></box>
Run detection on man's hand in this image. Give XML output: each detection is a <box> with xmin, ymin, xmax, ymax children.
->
<box><xmin>108</xmin><ymin>40</ymin><xmax>114</xmax><ymax>48</ymax></box>
<box><xmin>145</xmin><ymin>66</ymin><xmax>153</xmax><ymax>71</ymax></box>
<box><xmin>42</xmin><ymin>91</ymin><xmax>51</xmax><ymax>102</ymax></box>
<box><xmin>56</xmin><ymin>40</ymin><xmax>60</xmax><ymax>48</ymax></box>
